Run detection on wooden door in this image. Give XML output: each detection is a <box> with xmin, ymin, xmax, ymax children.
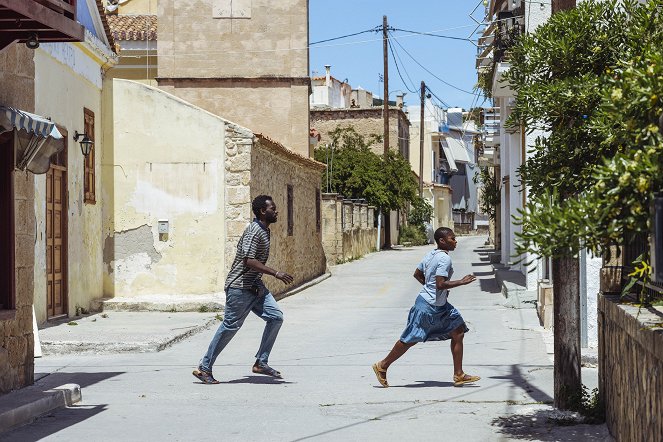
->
<box><xmin>46</xmin><ymin>163</ymin><xmax>67</xmax><ymax>319</ymax></box>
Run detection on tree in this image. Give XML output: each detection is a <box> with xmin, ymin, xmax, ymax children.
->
<box><xmin>314</xmin><ymin>126</ymin><xmax>419</xmax><ymax>213</ymax></box>
<box><xmin>505</xmin><ymin>0</ymin><xmax>663</xmax><ymax>409</ymax></box>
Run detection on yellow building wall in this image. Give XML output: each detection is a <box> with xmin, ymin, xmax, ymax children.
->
<box><xmin>157</xmin><ymin>0</ymin><xmax>310</xmax><ymax>157</ymax></box>
<box><xmin>102</xmin><ymin>79</ymin><xmax>227</xmax><ymax>298</ymax></box>
<box><xmin>32</xmin><ymin>45</ymin><xmax>107</xmax><ymax>323</ymax></box>
<box><xmin>117</xmin><ymin>0</ymin><xmax>158</xmax><ymax>14</ymax></box>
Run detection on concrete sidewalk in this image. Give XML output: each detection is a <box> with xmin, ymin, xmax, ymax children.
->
<box><xmin>37</xmin><ymin>312</ymin><xmax>221</xmax><ymax>355</ymax></box>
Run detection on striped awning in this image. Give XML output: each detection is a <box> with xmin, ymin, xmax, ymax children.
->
<box><xmin>0</xmin><ymin>106</ymin><xmax>63</xmax><ymax>140</ymax></box>
<box><xmin>0</xmin><ymin>106</ymin><xmax>65</xmax><ymax>174</ymax></box>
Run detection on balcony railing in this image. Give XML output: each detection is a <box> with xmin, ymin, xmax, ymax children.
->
<box><xmin>0</xmin><ymin>0</ymin><xmax>84</xmax><ymax>50</ymax></box>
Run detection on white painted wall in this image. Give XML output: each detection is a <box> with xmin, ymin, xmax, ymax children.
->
<box><xmin>102</xmin><ymin>79</ymin><xmax>227</xmax><ymax>298</ymax></box>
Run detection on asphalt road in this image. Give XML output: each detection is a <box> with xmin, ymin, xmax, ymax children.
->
<box><xmin>2</xmin><ymin>236</ymin><xmax>611</xmax><ymax>441</ymax></box>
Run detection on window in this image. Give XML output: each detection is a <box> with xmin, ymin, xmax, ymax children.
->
<box><xmin>316</xmin><ymin>189</ymin><xmax>321</xmax><ymax>233</ymax></box>
<box><xmin>287</xmin><ymin>184</ymin><xmax>293</xmax><ymax>236</ymax></box>
<box><xmin>83</xmin><ymin>108</ymin><xmax>95</xmax><ymax>204</ymax></box>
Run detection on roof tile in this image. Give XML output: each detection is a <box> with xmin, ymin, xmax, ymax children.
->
<box><xmin>107</xmin><ymin>15</ymin><xmax>157</xmax><ymax>41</ymax></box>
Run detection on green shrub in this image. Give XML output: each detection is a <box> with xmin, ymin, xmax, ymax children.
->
<box><xmin>399</xmin><ymin>225</ymin><xmax>428</xmax><ymax>246</ymax></box>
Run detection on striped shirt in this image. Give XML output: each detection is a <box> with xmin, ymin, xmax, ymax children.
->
<box><xmin>225</xmin><ymin>219</ymin><xmax>271</xmax><ymax>290</ymax></box>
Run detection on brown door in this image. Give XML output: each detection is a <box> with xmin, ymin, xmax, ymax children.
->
<box><xmin>46</xmin><ymin>161</ymin><xmax>67</xmax><ymax>319</ymax></box>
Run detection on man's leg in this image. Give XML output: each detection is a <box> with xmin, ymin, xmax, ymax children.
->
<box><xmin>199</xmin><ymin>288</ymin><xmax>256</xmax><ymax>373</ymax></box>
<box><xmin>252</xmin><ymin>292</ymin><xmax>283</xmax><ymax>367</ymax></box>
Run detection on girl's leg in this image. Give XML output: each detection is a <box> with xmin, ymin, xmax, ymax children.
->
<box><xmin>449</xmin><ymin>325</ymin><xmax>465</xmax><ymax>376</ymax></box>
<box><xmin>380</xmin><ymin>340</ymin><xmax>416</xmax><ymax>370</ymax></box>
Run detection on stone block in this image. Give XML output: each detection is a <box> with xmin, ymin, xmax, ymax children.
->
<box><xmin>14</xmin><ymin>234</ymin><xmax>34</xmax><ymax>268</ymax></box>
<box><xmin>226</xmin><ymin>186</ymin><xmax>251</xmax><ymax>205</ymax></box>
<box><xmin>14</xmin><ymin>198</ymin><xmax>32</xmax><ymax>235</ymax></box>
<box><xmin>14</xmin><ymin>267</ymin><xmax>33</xmax><ymax>307</ymax></box>
<box><xmin>13</xmin><ymin>173</ymin><xmax>34</xmax><ymax>200</ymax></box>
<box><xmin>227</xmin><ymin>220</ymin><xmax>250</xmax><ymax>238</ymax></box>
<box><xmin>227</xmin><ymin>153</ymin><xmax>251</xmax><ymax>172</ymax></box>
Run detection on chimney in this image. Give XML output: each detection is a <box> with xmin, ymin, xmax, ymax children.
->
<box><xmin>396</xmin><ymin>93</ymin><xmax>404</xmax><ymax>108</ymax></box>
<box><xmin>324</xmin><ymin>65</ymin><xmax>331</xmax><ymax>87</ymax></box>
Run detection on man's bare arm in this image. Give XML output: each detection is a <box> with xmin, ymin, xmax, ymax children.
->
<box><xmin>245</xmin><ymin>258</ymin><xmax>294</xmax><ymax>284</ymax></box>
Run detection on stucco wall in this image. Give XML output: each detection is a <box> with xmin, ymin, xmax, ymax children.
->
<box><xmin>0</xmin><ymin>43</ymin><xmax>36</xmax><ymax>393</ymax></box>
<box><xmin>102</xmin><ymin>79</ymin><xmax>227</xmax><ymax>298</ymax></box>
<box><xmin>321</xmin><ymin>194</ymin><xmax>377</xmax><ymax>265</ymax></box>
<box><xmin>599</xmin><ymin>294</ymin><xmax>663</xmax><ymax>441</ymax></box>
<box><xmin>249</xmin><ymin>136</ymin><xmax>327</xmax><ymax>295</ymax></box>
<box><xmin>158</xmin><ymin>81</ymin><xmax>310</xmax><ymax>157</ymax></box>
<box><xmin>32</xmin><ymin>44</ymin><xmax>106</xmax><ymax>323</ymax></box>
<box><xmin>156</xmin><ymin>0</ymin><xmax>310</xmax><ymax>157</ymax></box>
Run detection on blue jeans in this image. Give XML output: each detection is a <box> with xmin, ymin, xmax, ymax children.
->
<box><xmin>199</xmin><ymin>287</ymin><xmax>283</xmax><ymax>372</ymax></box>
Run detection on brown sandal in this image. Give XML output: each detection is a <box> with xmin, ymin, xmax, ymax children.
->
<box><xmin>453</xmin><ymin>372</ymin><xmax>480</xmax><ymax>387</ymax></box>
<box><xmin>372</xmin><ymin>362</ymin><xmax>389</xmax><ymax>387</ymax></box>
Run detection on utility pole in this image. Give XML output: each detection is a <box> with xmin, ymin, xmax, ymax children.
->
<box><xmin>382</xmin><ymin>14</ymin><xmax>391</xmax><ymax>248</ymax></box>
<box><xmin>419</xmin><ymin>81</ymin><xmax>425</xmax><ymax>197</ymax></box>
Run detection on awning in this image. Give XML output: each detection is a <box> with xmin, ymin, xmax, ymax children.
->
<box><xmin>440</xmin><ymin>139</ymin><xmax>458</xmax><ymax>173</ymax></box>
<box><xmin>445</xmin><ymin>137</ymin><xmax>471</xmax><ymax>163</ymax></box>
<box><xmin>0</xmin><ymin>106</ymin><xmax>64</xmax><ymax>174</ymax></box>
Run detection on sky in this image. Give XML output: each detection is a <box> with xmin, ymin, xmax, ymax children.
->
<box><xmin>309</xmin><ymin>0</ymin><xmax>488</xmax><ymax>111</ymax></box>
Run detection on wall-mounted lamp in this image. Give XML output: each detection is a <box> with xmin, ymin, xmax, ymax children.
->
<box><xmin>26</xmin><ymin>33</ymin><xmax>39</xmax><ymax>50</ymax></box>
<box><xmin>73</xmin><ymin>131</ymin><xmax>94</xmax><ymax>157</ymax></box>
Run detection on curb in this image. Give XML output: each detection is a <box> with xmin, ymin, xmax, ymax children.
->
<box><xmin>0</xmin><ymin>383</ymin><xmax>81</xmax><ymax>433</ymax></box>
<box><xmin>40</xmin><ymin>316</ymin><xmax>220</xmax><ymax>355</ymax></box>
<box><xmin>276</xmin><ymin>272</ymin><xmax>332</xmax><ymax>301</ymax></box>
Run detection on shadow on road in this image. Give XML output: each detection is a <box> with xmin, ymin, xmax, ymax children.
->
<box><xmin>221</xmin><ymin>375</ymin><xmax>293</xmax><ymax>385</ymax></box>
<box><xmin>389</xmin><ymin>380</ymin><xmax>456</xmax><ymax>388</ymax></box>
<box><xmin>0</xmin><ymin>404</ymin><xmax>108</xmax><ymax>442</ymax></box>
<box><xmin>490</xmin><ymin>365</ymin><xmax>552</xmax><ymax>404</ymax></box>
<box><xmin>491</xmin><ymin>409</ymin><xmax>610</xmax><ymax>441</ymax></box>
<box><xmin>0</xmin><ymin>371</ymin><xmax>122</xmax><ymax>441</ymax></box>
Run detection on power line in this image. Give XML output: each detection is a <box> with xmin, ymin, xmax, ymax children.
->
<box><xmin>391</xmin><ymin>27</ymin><xmax>470</xmax><ymax>42</ymax></box>
<box><xmin>387</xmin><ymin>39</ymin><xmax>418</xmax><ymax>94</ymax></box>
<box><xmin>390</xmin><ymin>35</ymin><xmax>476</xmax><ymax>96</ymax></box>
<box><xmin>310</xmin><ymin>27</ymin><xmax>381</xmax><ymax>45</ymax></box>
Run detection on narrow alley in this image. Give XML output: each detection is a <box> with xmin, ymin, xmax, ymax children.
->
<box><xmin>1</xmin><ymin>237</ymin><xmax>610</xmax><ymax>441</ymax></box>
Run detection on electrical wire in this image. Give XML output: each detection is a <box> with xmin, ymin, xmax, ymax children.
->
<box><xmin>310</xmin><ymin>27</ymin><xmax>381</xmax><ymax>45</ymax></box>
<box><xmin>387</xmin><ymin>39</ymin><xmax>418</xmax><ymax>94</ymax></box>
<box><xmin>391</xmin><ymin>27</ymin><xmax>470</xmax><ymax>42</ymax></box>
<box><xmin>390</xmin><ymin>35</ymin><xmax>476</xmax><ymax>96</ymax></box>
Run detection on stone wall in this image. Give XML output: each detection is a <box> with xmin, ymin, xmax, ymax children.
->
<box><xmin>598</xmin><ymin>294</ymin><xmax>663</xmax><ymax>441</ymax></box>
<box><xmin>0</xmin><ymin>44</ymin><xmax>36</xmax><ymax>393</ymax></box>
<box><xmin>224</xmin><ymin>130</ymin><xmax>327</xmax><ymax>297</ymax></box>
<box><xmin>311</xmin><ymin>108</ymin><xmax>410</xmax><ymax>157</ymax></box>
<box><xmin>321</xmin><ymin>194</ymin><xmax>377</xmax><ymax>264</ymax></box>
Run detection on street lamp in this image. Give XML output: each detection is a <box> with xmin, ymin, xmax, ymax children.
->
<box><xmin>73</xmin><ymin>131</ymin><xmax>94</xmax><ymax>157</ymax></box>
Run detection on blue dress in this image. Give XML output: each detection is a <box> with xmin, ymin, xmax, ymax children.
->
<box><xmin>399</xmin><ymin>295</ymin><xmax>468</xmax><ymax>343</ymax></box>
<box><xmin>399</xmin><ymin>249</ymin><xmax>468</xmax><ymax>343</ymax></box>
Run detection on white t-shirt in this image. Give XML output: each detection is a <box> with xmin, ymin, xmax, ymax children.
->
<box><xmin>417</xmin><ymin>249</ymin><xmax>454</xmax><ymax>306</ymax></box>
